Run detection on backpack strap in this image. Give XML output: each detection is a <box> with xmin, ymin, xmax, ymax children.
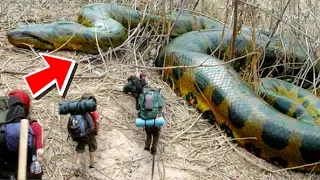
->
<box><xmin>2</xmin><ymin>96</ymin><xmax>27</xmax><ymax>125</ymax></box>
<box><xmin>83</xmin><ymin>113</ymin><xmax>94</xmax><ymax>136</ymax></box>
<box><xmin>27</xmin><ymin>119</ymin><xmax>36</xmax><ymax>136</ymax></box>
<box><xmin>67</xmin><ymin>134</ymin><xmax>71</xmax><ymax>141</ymax></box>
<box><xmin>28</xmin><ymin>119</ymin><xmax>37</xmax><ymax>125</ymax></box>
<box><xmin>72</xmin><ymin>100</ymin><xmax>82</xmax><ymax>116</ymax></box>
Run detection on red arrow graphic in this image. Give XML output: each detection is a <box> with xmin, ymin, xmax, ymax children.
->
<box><xmin>23</xmin><ymin>53</ymin><xmax>78</xmax><ymax>100</ymax></box>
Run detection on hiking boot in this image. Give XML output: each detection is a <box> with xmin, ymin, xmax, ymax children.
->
<box><xmin>144</xmin><ymin>147</ymin><xmax>150</xmax><ymax>151</ymax></box>
<box><xmin>74</xmin><ymin>164</ymin><xmax>80</xmax><ymax>176</ymax></box>
<box><xmin>89</xmin><ymin>162</ymin><xmax>96</xmax><ymax>169</ymax></box>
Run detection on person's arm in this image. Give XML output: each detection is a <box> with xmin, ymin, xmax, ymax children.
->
<box><xmin>123</xmin><ymin>83</ymin><xmax>130</xmax><ymax>94</ymax></box>
<box><xmin>30</xmin><ymin>122</ymin><xmax>44</xmax><ymax>161</ymax></box>
<box><xmin>90</xmin><ymin>111</ymin><xmax>101</xmax><ymax>135</ymax></box>
<box><xmin>145</xmin><ymin>80</ymin><xmax>149</xmax><ymax>86</ymax></box>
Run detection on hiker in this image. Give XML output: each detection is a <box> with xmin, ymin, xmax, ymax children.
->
<box><xmin>137</xmin><ymin>86</ymin><xmax>164</xmax><ymax>155</ymax></box>
<box><xmin>123</xmin><ymin>73</ymin><xmax>162</xmax><ymax>154</ymax></box>
<box><xmin>8</xmin><ymin>90</ymin><xmax>44</xmax><ymax>161</ymax></box>
<box><xmin>73</xmin><ymin>92</ymin><xmax>100</xmax><ymax>176</ymax></box>
<box><xmin>136</xmin><ymin>72</ymin><xmax>149</xmax><ymax>110</ymax></box>
<box><xmin>0</xmin><ymin>89</ymin><xmax>43</xmax><ymax>179</ymax></box>
<box><xmin>139</xmin><ymin>72</ymin><xmax>149</xmax><ymax>90</ymax></box>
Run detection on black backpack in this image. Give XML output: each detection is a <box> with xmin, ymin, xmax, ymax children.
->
<box><xmin>67</xmin><ymin>113</ymin><xmax>94</xmax><ymax>142</ymax></box>
<box><xmin>123</xmin><ymin>75</ymin><xmax>143</xmax><ymax>97</ymax></box>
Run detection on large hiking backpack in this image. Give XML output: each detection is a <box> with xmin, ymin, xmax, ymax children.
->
<box><xmin>67</xmin><ymin>113</ymin><xmax>94</xmax><ymax>141</ymax></box>
<box><xmin>0</xmin><ymin>96</ymin><xmax>35</xmax><ymax>152</ymax></box>
<box><xmin>123</xmin><ymin>75</ymin><xmax>142</xmax><ymax>97</ymax></box>
<box><xmin>0</xmin><ymin>95</ymin><xmax>37</xmax><ymax>177</ymax></box>
<box><xmin>138</xmin><ymin>88</ymin><xmax>164</xmax><ymax>120</ymax></box>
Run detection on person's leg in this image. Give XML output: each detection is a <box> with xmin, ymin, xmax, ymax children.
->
<box><xmin>76</xmin><ymin>152</ymin><xmax>83</xmax><ymax>165</ymax></box>
<box><xmin>74</xmin><ymin>141</ymin><xmax>85</xmax><ymax>176</ymax></box>
<box><xmin>144</xmin><ymin>127</ymin><xmax>152</xmax><ymax>151</ymax></box>
<box><xmin>89</xmin><ymin>152</ymin><xmax>95</xmax><ymax>167</ymax></box>
<box><xmin>151</xmin><ymin>127</ymin><xmax>161</xmax><ymax>154</ymax></box>
<box><xmin>88</xmin><ymin>135</ymin><xmax>98</xmax><ymax>168</ymax></box>
<box><xmin>135</xmin><ymin>96</ymin><xmax>140</xmax><ymax>110</ymax></box>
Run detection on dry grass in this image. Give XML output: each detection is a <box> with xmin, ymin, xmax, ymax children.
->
<box><xmin>0</xmin><ymin>0</ymin><xmax>320</xmax><ymax>180</ymax></box>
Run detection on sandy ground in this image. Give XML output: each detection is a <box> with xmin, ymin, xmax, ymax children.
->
<box><xmin>0</xmin><ymin>0</ymin><xmax>320</xmax><ymax>180</ymax></box>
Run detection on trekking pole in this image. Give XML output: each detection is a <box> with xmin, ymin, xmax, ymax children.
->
<box><xmin>18</xmin><ymin>119</ymin><xmax>29</xmax><ymax>180</ymax></box>
<box><xmin>151</xmin><ymin>154</ymin><xmax>155</xmax><ymax>180</ymax></box>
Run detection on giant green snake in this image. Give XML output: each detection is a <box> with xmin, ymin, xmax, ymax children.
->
<box><xmin>6</xmin><ymin>3</ymin><xmax>320</xmax><ymax>172</ymax></box>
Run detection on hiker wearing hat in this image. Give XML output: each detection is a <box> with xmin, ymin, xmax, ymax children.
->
<box><xmin>8</xmin><ymin>90</ymin><xmax>44</xmax><ymax>161</ymax></box>
<box><xmin>135</xmin><ymin>72</ymin><xmax>149</xmax><ymax>110</ymax></box>
<box><xmin>0</xmin><ymin>89</ymin><xmax>43</xmax><ymax>179</ymax></box>
<box><xmin>139</xmin><ymin>72</ymin><xmax>148</xmax><ymax>89</ymax></box>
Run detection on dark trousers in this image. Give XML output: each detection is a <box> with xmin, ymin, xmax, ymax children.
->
<box><xmin>132</xmin><ymin>93</ymin><xmax>140</xmax><ymax>111</ymax></box>
<box><xmin>144</xmin><ymin>127</ymin><xmax>161</xmax><ymax>152</ymax></box>
<box><xmin>135</xmin><ymin>96</ymin><xmax>139</xmax><ymax>110</ymax></box>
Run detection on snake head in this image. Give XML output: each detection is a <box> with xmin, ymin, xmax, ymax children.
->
<box><xmin>7</xmin><ymin>24</ymin><xmax>55</xmax><ymax>50</ymax></box>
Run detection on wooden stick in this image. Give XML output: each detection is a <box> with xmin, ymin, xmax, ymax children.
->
<box><xmin>151</xmin><ymin>154</ymin><xmax>155</xmax><ymax>180</ymax></box>
<box><xmin>264</xmin><ymin>0</ymin><xmax>292</xmax><ymax>49</ymax></box>
<box><xmin>18</xmin><ymin>119</ymin><xmax>29</xmax><ymax>180</ymax></box>
<box><xmin>229</xmin><ymin>0</ymin><xmax>239</xmax><ymax>61</ymax></box>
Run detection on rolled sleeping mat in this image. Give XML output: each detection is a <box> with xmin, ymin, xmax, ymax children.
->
<box><xmin>135</xmin><ymin>117</ymin><xmax>165</xmax><ymax>127</ymax></box>
<box><xmin>58</xmin><ymin>99</ymin><xmax>96</xmax><ymax>115</ymax></box>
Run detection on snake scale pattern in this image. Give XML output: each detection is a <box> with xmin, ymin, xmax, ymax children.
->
<box><xmin>6</xmin><ymin>3</ymin><xmax>320</xmax><ymax>172</ymax></box>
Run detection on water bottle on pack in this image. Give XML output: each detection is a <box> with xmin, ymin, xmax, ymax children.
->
<box><xmin>9</xmin><ymin>174</ymin><xmax>16</xmax><ymax>180</ymax></box>
<box><xmin>30</xmin><ymin>155</ymin><xmax>42</xmax><ymax>175</ymax></box>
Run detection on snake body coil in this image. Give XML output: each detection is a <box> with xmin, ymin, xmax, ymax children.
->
<box><xmin>7</xmin><ymin>3</ymin><xmax>320</xmax><ymax>172</ymax></box>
